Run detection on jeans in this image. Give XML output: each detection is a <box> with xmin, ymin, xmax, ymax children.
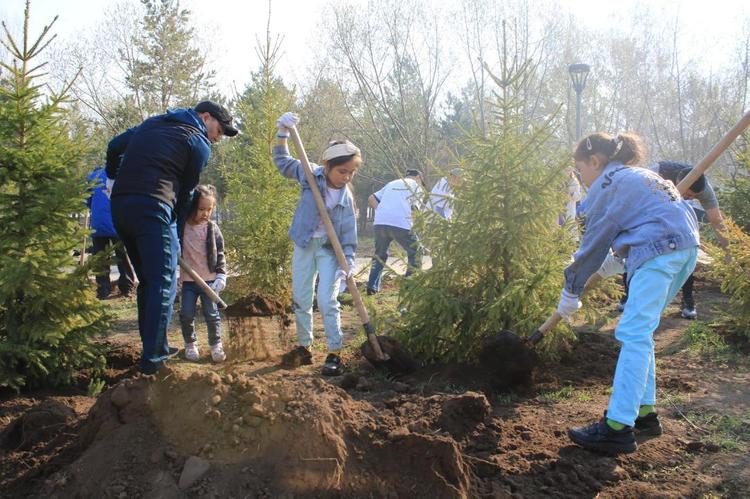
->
<box><xmin>366</xmin><ymin>224</ymin><xmax>421</xmax><ymax>293</ymax></box>
<box><xmin>180</xmin><ymin>280</ymin><xmax>221</xmax><ymax>346</ymax></box>
<box><xmin>91</xmin><ymin>236</ymin><xmax>135</xmax><ymax>297</ymax></box>
<box><xmin>607</xmin><ymin>247</ymin><xmax>697</xmax><ymax>426</ymax></box>
<box><xmin>292</xmin><ymin>238</ymin><xmax>343</xmax><ymax>351</ymax></box>
<box><xmin>111</xmin><ymin>194</ymin><xmax>179</xmax><ymax>372</ymax></box>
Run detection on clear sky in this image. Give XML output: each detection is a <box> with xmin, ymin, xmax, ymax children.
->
<box><xmin>1</xmin><ymin>0</ymin><xmax>748</xmax><ymax>97</ymax></box>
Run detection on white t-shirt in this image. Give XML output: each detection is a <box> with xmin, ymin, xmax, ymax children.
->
<box><xmin>429</xmin><ymin>177</ymin><xmax>453</xmax><ymax>220</ymax></box>
<box><xmin>373</xmin><ymin>178</ymin><xmax>424</xmax><ymax>230</ymax></box>
<box><xmin>312</xmin><ymin>186</ymin><xmax>344</xmax><ymax>237</ymax></box>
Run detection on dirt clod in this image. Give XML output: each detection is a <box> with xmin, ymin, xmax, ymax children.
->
<box><xmin>438</xmin><ymin>391</ymin><xmax>491</xmax><ymax>438</ymax></box>
<box><xmin>478</xmin><ymin>330</ymin><xmax>538</xmax><ymax>389</ymax></box>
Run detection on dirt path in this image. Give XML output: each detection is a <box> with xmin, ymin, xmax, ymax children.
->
<box><xmin>1</xmin><ymin>275</ymin><xmax>749</xmax><ymax>498</ymax></box>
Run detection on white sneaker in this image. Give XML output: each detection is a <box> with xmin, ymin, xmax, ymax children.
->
<box><xmin>681</xmin><ymin>307</ymin><xmax>697</xmax><ymax>320</ymax></box>
<box><xmin>211</xmin><ymin>342</ymin><xmax>226</xmax><ymax>363</ymax></box>
<box><xmin>185</xmin><ymin>342</ymin><xmax>200</xmax><ymax>361</ymax></box>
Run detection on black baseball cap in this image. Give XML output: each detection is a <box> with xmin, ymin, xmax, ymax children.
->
<box><xmin>194</xmin><ymin>101</ymin><xmax>238</xmax><ymax>137</ymax></box>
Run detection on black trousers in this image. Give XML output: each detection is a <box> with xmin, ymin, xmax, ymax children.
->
<box><xmin>92</xmin><ymin>236</ymin><xmax>136</xmax><ymax>297</ymax></box>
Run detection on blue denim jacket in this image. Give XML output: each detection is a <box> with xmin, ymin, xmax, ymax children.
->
<box><xmin>273</xmin><ymin>145</ymin><xmax>357</xmax><ymax>263</ymax></box>
<box><xmin>564</xmin><ymin>162</ymin><xmax>699</xmax><ymax>295</ymax></box>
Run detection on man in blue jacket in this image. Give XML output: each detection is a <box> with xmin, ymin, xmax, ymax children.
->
<box><xmin>86</xmin><ymin>166</ymin><xmax>135</xmax><ymax>299</ymax></box>
<box><xmin>106</xmin><ymin>101</ymin><xmax>238</xmax><ymax>374</ymax></box>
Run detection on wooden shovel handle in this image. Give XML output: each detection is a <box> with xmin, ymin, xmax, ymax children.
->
<box><xmin>676</xmin><ymin>110</ymin><xmax>750</xmax><ymax>195</ymax></box>
<box><xmin>528</xmin><ymin>273</ymin><xmax>603</xmax><ymax>346</ymax></box>
<box><xmin>179</xmin><ymin>256</ymin><xmax>227</xmax><ymax>310</ymax></box>
<box><xmin>288</xmin><ymin>126</ymin><xmax>387</xmax><ymax>361</ymax></box>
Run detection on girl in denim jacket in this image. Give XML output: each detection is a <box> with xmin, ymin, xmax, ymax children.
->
<box><xmin>274</xmin><ymin>112</ymin><xmax>360</xmax><ymax>376</ymax></box>
<box><xmin>559</xmin><ymin>132</ymin><xmax>699</xmax><ymax>454</ymax></box>
<box><xmin>180</xmin><ymin>185</ymin><xmax>227</xmax><ymax>363</ymax></box>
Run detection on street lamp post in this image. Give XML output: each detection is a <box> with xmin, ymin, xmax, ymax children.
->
<box><xmin>569</xmin><ymin>63</ymin><xmax>591</xmax><ymax>141</ymax></box>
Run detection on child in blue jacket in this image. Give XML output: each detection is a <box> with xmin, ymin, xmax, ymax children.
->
<box><xmin>274</xmin><ymin>112</ymin><xmax>360</xmax><ymax>376</ymax></box>
<box><xmin>559</xmin><ymin>132</ymin><xmax>699</xmax><ymax>454</ymax></box>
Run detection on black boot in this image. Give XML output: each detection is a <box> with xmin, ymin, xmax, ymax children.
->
<box><xmin>568</xmin><ymin>418</ymin><xmax>637</xmax><ymax>454</ymax></box>
<box><xmin>634</xmin><ymin>412</ymin><xmax>663</xmax><ymax>436</ymax></box>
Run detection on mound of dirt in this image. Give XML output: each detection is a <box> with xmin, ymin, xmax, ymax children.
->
<box><xmin>223</xmin><ymin>294</ymin><xmax>293</xmax><ymax>362</ymax></box>
<box><xmin>224</xmin><ymin>293</ymin><xmax>287</xmax><ymax>318</ymax></box>
<box><xmin>46</xmin><ymin>371</ymin><xmax>474</xmax><ymax>498</ymax></box>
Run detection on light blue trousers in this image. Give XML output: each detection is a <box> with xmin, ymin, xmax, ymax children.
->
<box><xmin>292</xmin><ymin>238</ymin><xmax>343</xmax><ymax>351</ymax></box>
<box><xmin>607</xmin><ymin>247</ymin><xmax>698</xmax><ymax>426</ymax></box>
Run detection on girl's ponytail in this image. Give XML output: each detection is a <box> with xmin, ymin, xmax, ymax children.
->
<box><xmin>574</xmin><ymin>131</ymin><xmax>645</xmax><ymax>166</ymax></box>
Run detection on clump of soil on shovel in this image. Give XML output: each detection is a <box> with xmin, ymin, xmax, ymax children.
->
<box><xmin>478</xmin><ymin>330</ymin><xmax>538</xmax><ymax>390</ymax></box>
<box><xmin>361</xmin><ymin>335</ymin><xmax>419</xmax><ymax>374</ymax></box>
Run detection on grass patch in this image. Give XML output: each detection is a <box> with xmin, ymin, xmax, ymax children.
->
<box><xmin>538</xmin><ymin>385</ymin><xmax>577</xmax><ymax>403</ymax></box>
<box><xmin>679</xmin><ymin>322</ymin><xmax>750</xmax><ymax>367</ymax></box>
<box><xmin>684</xmin><ymin>410</ymin><xmax>750</xmax><ymax>452</ymax></box>
<box><xmin>683</xmin><ymin>322</ymin><xmax>730</xmax><ymax>356</ymax></box>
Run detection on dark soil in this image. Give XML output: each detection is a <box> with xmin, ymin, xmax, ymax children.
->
<box><xmin>360</xmin><ymin>335</ymin><xmax>418</xmax><ymax>374</ymax></box>
<box><xmin>1</xmin><ymin>277</ymin><xmax>749</xmax><ymax>498</ymax></box>
<box><xmin>224</xmin><ymin>293</ymin><xmax>288</xmax><ymax>318</ymax></box>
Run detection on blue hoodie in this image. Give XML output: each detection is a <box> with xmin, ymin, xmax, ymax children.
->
<box><xmin>86</xmin><ymin>166</ymin><xmax>117</xmax><ymax>238</ymax></box>
<box><xmin>564</xmin><ymin>162</ymin><xmax>700</xmax><ymax>295</ymax></box>
<box><xmin>105</xmin><ymin>108</ymin><xmax>211</xmax><ymax>220</ymax></box>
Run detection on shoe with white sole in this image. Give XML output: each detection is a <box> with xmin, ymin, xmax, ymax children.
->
<box><xmin>681</xmin><ymin>307</ymin><xmax>697</xmax><ymax>320</ymax></box>
<box><xmin>211</xmin><ymin>342</ymin><xmax>226</xmax><ymax>363</ymax></box>
<box><xmin>184</xmin><ymin>342</ymin><xmax>200</xmax><ymax>361</ymax></box>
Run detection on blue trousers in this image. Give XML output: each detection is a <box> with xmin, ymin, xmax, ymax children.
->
<box><xmin>607</xmin><ymin>247</ymin><xmax>698</xmax><ymax>426</ymax></box>
<box><xmin>180</xmin><ymin>280</ymin><xmax>221</xmax><ymax>346</ymax></box>
<box><xmin>367</xmin><ymin>224</ymin><xmax>421</xmax><ymax>292</ymax></box>
<box><xmin>292</xmin><ymin>239</ymin><xmax>343</xmax><ymax>351</ymax></box>
<box><xmin>111</xmin><ymin>194</ymin><xmax>179</xmax><ymax>372</ymax></box>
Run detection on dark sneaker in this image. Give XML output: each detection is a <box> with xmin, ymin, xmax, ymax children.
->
<box><xmin>366</xmin><ymin>288</ymin><xmax>377</xmax><ymax>296</ymax></box>
<box><xmin>281</xmin><ymin>346</ymin><xmax>313</xmax><ymax>368</ymax></box>
<box><xmin>322</xmin><ymin>353</ymin><xmax>345</xmax><ymax>376</ymax></box>
<box><xmin>166</xmin><ymin>346</ymin><xmax>179</xmax><ymax>359</ymax></box>
<box><xmin>140</xmin><ymin>360</ymin><xmax>163</xmax><ymax>375</ymax></box>
<box><xmin>568</xmin><ymin>418</ymin><xmax>637</xmax><ymax>454</ymax></box>
<box><xmin>634</xmin><ymin>412</ymin><xmax>663</xmax><ymax>436</ymax></box>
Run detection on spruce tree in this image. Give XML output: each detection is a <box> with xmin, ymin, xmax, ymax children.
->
<box><xmin>219</xmin><ymin>19</ymin><xmax>298</xmax><ymax>301</ymax></box>
<box><xmin>0</xmin><ymin>3</ymin><xmax>110</xmax><ymax>390</ymax></box>
<box><xmin>396</xmin><ymin>39</ymin><xmax>576</xmax><ymax>363</ymax></box>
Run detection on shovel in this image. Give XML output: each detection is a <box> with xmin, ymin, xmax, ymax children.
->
<box><xmin>288</xmin><ymin>126</ymin><xmax>417</xmax><ymax>374</ymax></box>
<box><xmin>484</xmin><ymin>109</ymin><xmax>750</xmax><ymax>383</ymax></box>
<box><xmin>178</xmin><ymin>256</ymin><xmax>227</xmax><ymax>310</ymax></box>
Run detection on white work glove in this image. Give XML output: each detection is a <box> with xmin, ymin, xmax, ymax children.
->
<box><xmin>276</xmin><ymin>112</ymin><xmax>299</xmax><ymax>138</ymax></box>
<box><xmin>556</xmin><ymin>289</ymin><xmax>582</xmax><ymax>321</ymax></box>
<box><xmin>596</xmin><ymin>251</ymin><xmax>625</xmax><ymax>279</ymax></box>
<box><xmin>209</xmin><ymin>274</ymin><xmax>227</xmax><ymax>293</ymax></box>
<box><xmin>335</xmin><ymin>257</ymin><xmax>355</xmax><ymax>281</ymax></box>
<box><xmin>104</xmin><ymin>178</ymin><xmax>115</xmax><ymax>198</ymax></box>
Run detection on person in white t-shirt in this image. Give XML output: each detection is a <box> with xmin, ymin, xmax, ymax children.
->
<box><xmin>366</xmin><ymin>169</ymin><xmax>425</xmax><ymax>294</ymax></box>
<box><xmin>429</xmin><ymin>167</ymin><xmax>462</xmax><ymax>220</ymax></box>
